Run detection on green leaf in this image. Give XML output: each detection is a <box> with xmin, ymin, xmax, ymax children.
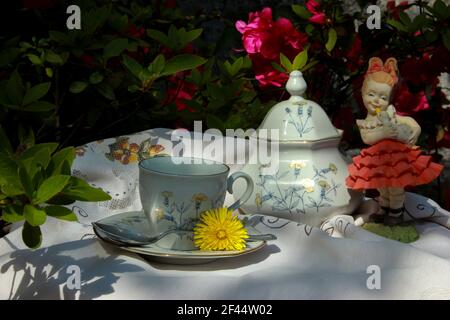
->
<box><xmin>0</xmin><ymin>125</ymin><xmax>13</xmax><ymax>155</ymax></box>
<box><xmin>22</xmin><ymin>221</ymin><xmax>42</xmax><ymax>249</ymax></box>
<box><xmin>70</xmin><ymin>81</ymin><xmax>88</xmax><ymax>94</ymax></box>
<box><xmin>168</xmin><ymin>25</ymin><xmax>178</xmax><ymax>47</ymax></box>
<box><xmin>89</xmin><ymin>72</ymin><xmax>104</xmax><ymax>84</ymax></box>
<box><xmin>161</xmin><ymin>54</ymin><xmax>207</xmax><ymax>77</ymax></box>
<box><xmin>27</xmin><ymin>54</ymin><xmax>43</xmax><ymax>66</ymax></box>
<box><xmin>149</xmin><ymin>54</ymin><xmax>165</xmax><ymax>75</ymax></box>
<box><xmin>280</xmin><ymin>53</ymin><xmax>292</xmax><ymax>72</ymax></box>
<box><xmin>147</xmin><ymin>29</ymin><xmax>171</xmax><ymax>48</ymax></box>
<box><xmin>2</xmin><ymin>205</ymin><xmax>24</xmax><ymax>223</ymax></box>
<box><xmin>232</xmin><ymin>57</ymin><xmax>244</xmax><ymax>75</ymax></box>
<box><xmin>103</xmin><ymin>38</ymin><xmax>129</xmax><ymax>60</ymax></box>
<box><xmin>0</xmin><ymin>151</ymin><xmax>22</xmax><ymax>196</ymax></box>
<box><xmin>109</xmin><ymin>14</ymin><xmax>128</xmax><ymax>32</ymax></box>
<box><xmin>97</xmin><ymin>83</ymin><xmax>116</xmax><ymax>100</ymax></box>
<box><xmin>292</xmin><ymin>50</ymin><xmax>308</xmax><ymax>70</ymax></box>
<box><xmin>25</xmin><ymin>101</ymin><xmax>55</xmax><ymax>112</ymax></box>
<box><xmin>292</xmin><ymin>4</ymin><xmax>313</xmax><ymax>19</ymax></box>
<box><xmin>44</xmin><ymin>206</ymin><xmax>78</xmax><ymax>222</ymax></box>
<box><xmin>45</xmin><ymin>50</ymin><xmax>64</xmax><ymax>65</ymax></box>
<box><xmin>399</xmin><ymin>12</ymin><xmax>412</xmax><ymax>26</ymax></box>
<box><xmin>22</xmin><ymin>82</ymin><xmax>51</xmax><ymax>106</ymax></box>
<box><xmin>443</xmin><ymin>30</ymin><xmax>450</xmax><ymax>51</ymax></box>
<box><xmin>61</xmin><ymin>176</ymin><xmax>111</xmax><ymax>202</ymax></box>
<box><xmin>24</xmin><ymin>204</ymin><xmax>47</xmax><ymax>227</ymax></box>
<box><xmin>47</xmin><ymin>147</ymin><xmax>75</xmax><ymax>176</ymax></box>
<box><xmin>20</xmin><ymin>143</ymin><xmax>58</xmax><ymax>160</ymax></box>
<box><xmin>387</xmin><ymin>19</ymin><xmax>408</xmax><ymax>32</ymax></box>
<box><xmin>45</xmin><ymin>67</ymin><xmax>54</xmax><ymax>78</ymax></box>
<box><xmin>302</xmin><ymin>60</ymin><xmax>319</xmax><ymax>72</ymax></box>
<box><xmin>45</xmin><ymin>194</ymin><xmax>75</xmax><ymax>205</ymax></box>
<box><xmin>49</xmin><ymin>30</ymin><xmax>70</xmax><ymax>45</ymax></box>
<box><xmin>206</xmin><ymin>114</ymin><xmax>224</xmax><ymax>131</ymax></box>
<box><xmin>18</xmin><ymin>125</ymin><xmax>35</xmax><ymax>149</ymax></box>
<box><xmin>271</xmin><ymin>61</ymin><xmax>287</xmax><ymax>73</ymax></box>
<box><xmin>0</xmin><ymin>47</ymin><xmax>20</xmax><ymax>68</ymax></box>
<box><xmin>183</xmin><ymin>28</ymin><xmax>203</xmax><ymax>44</ymax></box>
<box><xmin>18</xmin><ymin>163</ymin><xmax>33</xmax><ymax>198</ymax></box>
<box><xmin>325</xmin><ymin>28</ymin><xmax>337</xmax><ymax>52</ymax></box>
<box><xmin>6</xmin><ymin>70</ymin><xmax>24</xmax><ymax>106</ymax></box>
<box><xmin>128</xmin><ymin>84</ymin><xmax>140</xmax><ymax>93</ymax></box>
<box><xmin>123</xmin><ymin>55</ymin><xmax>143</xmax><ymax>79</ymax></box>
<box><xmin>33</xmin><ymin>175</ymin><xmax>71</xmax><ymax>204</ymax></box>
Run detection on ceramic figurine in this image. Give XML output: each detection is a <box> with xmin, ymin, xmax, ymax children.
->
<box><xmin>346</xmin><ymin>57</ymin><xmax>443</xmax><ymax>226</ymax></box>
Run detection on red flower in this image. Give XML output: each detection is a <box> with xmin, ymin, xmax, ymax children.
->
<box><xmin>79</xmin><ymin>54</ymin><xmax>95</xmax><ymax>68</ymax></box>
<box><xmin>306</xmin><ymin>0</ymin><xmax>327</xmax><ymax>25</ymax></box>
<box><xmin>400</xmin><ymin>53</ymin><xmax>442</xmax><ymax>87</ymax></box>
<box><xmin>392</xmin><ymin>82</ymin><xmax>432</xmax><ymax>115</ymax></box>
<box><xmin>236</xmin><ymin>7</ymin><xmax>308</xmax><ymax>88</ymax></box>
<box><xmin>163</xmin><ymin>0</ymin><xmax>177</xmax><ymax>8</ymax></box>
<box><xmin>386</xmin><ymin>0</ymin><xmax>409</xmax><ymax>20</ymax></box>
<box><xmin>164</xmin><ymin>75</ymin><xmax>197</xmax><ymax>111</ymax></box>
<box><xmin>345</xmin><ymin>35</ymin><xmax>364</xmax><ymax>72</ymax></box>
<box><xmin>125</xmin><ymin>24</ymin><xmax>145</xmax><ymax>39</ymax></box>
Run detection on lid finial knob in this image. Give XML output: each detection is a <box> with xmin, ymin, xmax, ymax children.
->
<box><xmin>286</xmin><ymin>70</ymin><xmax>307</xmax><ymax>97</ymax></box>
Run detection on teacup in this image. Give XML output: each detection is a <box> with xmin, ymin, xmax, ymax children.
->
<box><xmin>138</xmin><ymin>156</ymin><xmax>254</xmax><ymax>250</ymax></box>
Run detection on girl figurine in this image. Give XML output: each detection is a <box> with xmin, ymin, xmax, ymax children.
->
<box><xmin>346</xmin><ymin>57</ymin><xmax>443</xmax><ymax>226</ymax></box>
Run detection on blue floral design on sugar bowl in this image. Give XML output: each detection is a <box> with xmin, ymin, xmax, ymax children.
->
<box><xmin>233</xmin><ymin>71</ymin><xmax>363</xmax><ymax>227</ymax></box>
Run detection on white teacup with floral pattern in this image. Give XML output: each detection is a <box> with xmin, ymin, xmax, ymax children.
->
<box><xmin>138</xmin><ymin>156</ymin><xmax>254</xmax><ymax>250</ymax></box>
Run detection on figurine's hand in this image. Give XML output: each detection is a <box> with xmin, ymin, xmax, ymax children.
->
<box><xmin>407</xmin><ymin>127</ymin><xmax>420</xmax><ymax>145</ymax></box>
<box><xmin>384</xmin><ymin>126</ymin><xmax>398</xmax><ymax>139</ymax></box>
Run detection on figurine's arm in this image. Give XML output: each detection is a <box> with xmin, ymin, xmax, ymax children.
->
<box><xmin>359</xmin><ymin>124</ymin><xmax>398</xmax><ymax>145</ymax></box>
<box><xmin>397</xmin><ymin>116</ymin><xmax>421</xmax><ymax>145</ymax></box>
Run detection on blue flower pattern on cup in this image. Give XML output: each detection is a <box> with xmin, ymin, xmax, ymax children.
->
<box><xmin>284</xmin><ymin>102</ymin><xmax>314</xmax><ymax>138</ymax></box>
<box><xmin>155</xmin><ymin>191</ymin><xmax>221</xmax><ymax>231</ymax></box>
<box><xmin>255</xmin><ymin>160</ymin><xmax>341</xmax><ymax>217</ymax></box>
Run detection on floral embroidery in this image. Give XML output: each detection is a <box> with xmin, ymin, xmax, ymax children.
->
<box><xmin>105</xmin><ymin>137</ymin><xmax>166</xmax><ymax>164</ymax></box>
<box><xmin>75</xmin><ymin>146</ymin><xmax>87</xmax><ymax>157</ymax></box>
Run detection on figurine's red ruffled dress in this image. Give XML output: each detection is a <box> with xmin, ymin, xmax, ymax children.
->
<box><xmin>346</xmin><ymin>139</ymin><xmax>443</xmax><ymax>190</ymax></box>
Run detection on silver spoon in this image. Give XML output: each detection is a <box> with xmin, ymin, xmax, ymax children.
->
<box><xmin>92</xmin><ymin>221</ymin><xmax>276</xmax><ymax>247</ymax></box>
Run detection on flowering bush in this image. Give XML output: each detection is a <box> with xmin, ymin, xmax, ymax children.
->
<box><xmin>0</xmin><ymin>0</ymin><xmax>449</xmax><ymax>240</ymax></box>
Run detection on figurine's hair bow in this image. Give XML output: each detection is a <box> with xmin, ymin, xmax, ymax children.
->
<box><xmin>365</xmin><ymin>57</ymin><xmax>398</xmax><ymax>84</ymax></box>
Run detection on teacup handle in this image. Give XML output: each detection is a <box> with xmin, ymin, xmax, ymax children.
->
<box><xmin>226</xmin><ymin>172</ymin><xmax>254</xmax><ymax>211</ymax></box>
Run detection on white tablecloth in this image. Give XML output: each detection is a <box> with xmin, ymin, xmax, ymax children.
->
<box><xmin>1</xmin><ymin>128</ymin><xmax>450</xmax><ymax>300</ymax></box>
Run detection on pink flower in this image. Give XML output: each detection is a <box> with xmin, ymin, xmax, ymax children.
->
<box><xmin>393</xmin><ymin>82</ymin><xmax>431</xmax><ymax>115</ymax></box>
<box><xmin>256</xmin><ymin>69</ymin><xmax>289</xmax><ymax>88</ymax></box>
<box><xmin>306</xmin><ymin>0</ymin><xmax>327</xmax><ymax>25</ymax></box>
<box><xmin>236</xmin><ymin>7</ymin><xmax>306</xmax><ymax>60</ymax></box>
<box><xmin>236</xmin><ymin>7</ymin><xmax>308</xmax><ymax>88</ymax></box>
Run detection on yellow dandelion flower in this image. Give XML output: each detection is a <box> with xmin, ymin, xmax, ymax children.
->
<box><xmin>193</xmin><ymin>207</ymin><xmax>249</xmax><ymax>251</ymax></box>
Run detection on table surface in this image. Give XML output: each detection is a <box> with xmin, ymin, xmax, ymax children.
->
<box><xmin>1</xmin><ymin>128</ymin><xmax>449</xmax><ymax>300</ymax></box>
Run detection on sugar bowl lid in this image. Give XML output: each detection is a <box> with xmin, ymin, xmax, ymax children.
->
<box><xmin>258</xmin><ymin>71</ymin><xmax>340</xmax><ymax>142</ymax></box>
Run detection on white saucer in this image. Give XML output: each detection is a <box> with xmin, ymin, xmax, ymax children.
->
<box><xmin>93</xmin><ymin>211</ymin><xmax>266</xmax><ymax>265</ymax></box>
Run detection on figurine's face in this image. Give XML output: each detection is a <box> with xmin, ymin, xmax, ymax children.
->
<box><xmin>362</xmin><ymin>80</ymin><xmax>392</xmax><ymax>115</ymax></box>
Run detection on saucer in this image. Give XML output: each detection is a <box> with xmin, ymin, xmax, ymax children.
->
<box><xmin>93</xmin><ymin>211</ymin><xmax>266</xmax><ymax>265</ymax></box>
